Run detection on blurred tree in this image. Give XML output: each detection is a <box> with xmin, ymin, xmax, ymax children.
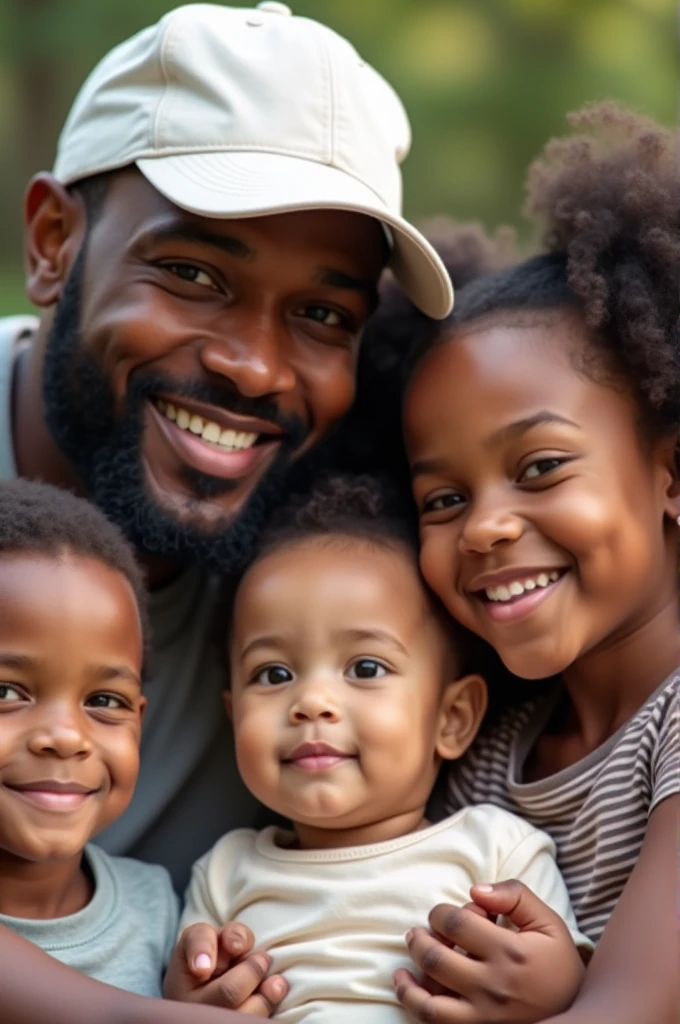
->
<box><xmin>0</xmin><ymin>0</ymin><xmax>675</xmax><ymax>311</ymax></box>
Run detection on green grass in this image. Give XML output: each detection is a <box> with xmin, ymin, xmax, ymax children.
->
<box><xmin>0</xmin><ymin>269</ymin><xmax>35</xmax><ymax>317</ymax></box>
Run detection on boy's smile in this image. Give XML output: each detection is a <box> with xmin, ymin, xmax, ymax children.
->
<box><xmin>0</xmin><ymin>554</ymin><xmax>144</xmax><ymax>875</ymax></box>
<box><xmin>229</xmin><ymin>537</ymin><xmax>486</xmax><ymax>850</ymax></box>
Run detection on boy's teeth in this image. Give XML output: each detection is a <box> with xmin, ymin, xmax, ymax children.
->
<box><xmin>485</xmin><ymin>570</ymin><xmax>562</xmax><ymax>603</ymax></box>
<box><xmin>155</xmin><ymin>400</ymin><xmax>259</xmax><ymax>450</ymax></box>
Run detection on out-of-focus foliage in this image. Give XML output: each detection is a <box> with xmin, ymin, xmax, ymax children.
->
<box><xmin>0</xmin><ymin>0</ymin><xmax>675</xmax><ymax>312</ymax></box>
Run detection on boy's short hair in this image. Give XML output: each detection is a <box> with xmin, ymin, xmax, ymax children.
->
<box><xmin>0</xmin><ymin>478</ymin><xmax>150</xmax><ymax>664</ymax></box>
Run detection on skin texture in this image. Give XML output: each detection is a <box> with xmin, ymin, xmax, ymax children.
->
<box><xmin>228</xmin><ymin>537</ymin><xmax>487</xmax><ymax>849</ymax></box>
<box><xmin>398</xmin><ymin>310</ymin><xmax>680</xmax><ymax>1023</ymax></box>
<box><xmin>16</xmin><ymin>170</ymin><xmax>386</xmax><ymax>579</ymax></box>
<box><xmin>0</xmin><ymin>554</ymin><xmax>144</xmax><ymax>920</ymax></box>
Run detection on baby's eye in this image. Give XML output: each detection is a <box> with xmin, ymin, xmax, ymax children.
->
<box><xmin>254</xmin><ymin>666</ymin><xmax>293</xmax><ymax>687</ymax></box>
<box><xmin>0</xmin><ymin>683</ymin><xmax>25</xmax><ymax>703</ymax></box>
<box><xmin>521</xmin><ymin>458</ymin><xmax>565</xmax><ymax>481</ymax></box>
<box><xmin>85</xmin><ymin>693</ymin><xmax>128</xmax><ymax>710</ymax></box>
<box><xmin>423</xmin><ymin>492</ymin><xmax>465</xmax><ymax>513</ymax></box>
<box><xmin>163</xmin><ymin>263</ymin><xmax>218</xmax><ymax>290</ymax></box>
<box><xmin>347</xmin><ymin>659</ymin><xmax>388</xmax><ymax>680</ymax></box>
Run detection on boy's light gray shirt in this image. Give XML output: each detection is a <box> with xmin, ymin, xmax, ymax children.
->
<box><xmin>0</xmin><ymin>845</ymin><xmax>179</xmax><ymax>996</ymax></box>
<box><xmin>0</xmin><ymin>317</ymin><xmax>268</xmax><ymax>891</ymax></box>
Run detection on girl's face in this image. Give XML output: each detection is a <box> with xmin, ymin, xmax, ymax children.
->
<box><xmin>404</xmin><ymin>310</ymin><xmax>679</xmax><ymax>681</ymax></box>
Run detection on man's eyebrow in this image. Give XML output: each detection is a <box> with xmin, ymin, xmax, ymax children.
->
<box><xmin>142</xmin><ymin>223</ymin><xmax>255</xmax><ymax>260</ymax></box>
<box><xmin>317</xmin><ymin>267</ymin><xmax>379</xmax><ymax>311</ymax></box>
<box><xmin>339</xmin><ymin>628</ymin><xmax>408</xmax><ymax>657</ymax></box>
<box><xmin>488</xmin><ymin>411</ymin><xmax>579</xmax><ymax>447</ymax></box>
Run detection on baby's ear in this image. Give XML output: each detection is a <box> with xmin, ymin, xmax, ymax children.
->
<box><xmin>435</xmin><ymin>674</ymin><xmax>488</xmax><ymax>761</ymax></box>
<box><xmin>223</xmin><ymin>691</ymin><xmax>233</xmax><ymax>720</ymax></box>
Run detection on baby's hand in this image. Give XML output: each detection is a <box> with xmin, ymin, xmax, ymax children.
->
<box><xmin>394</xmin><ymin>880</ymin><xmax>585</xmax><ymax>1023</ymax></box>
<box><xmin>164</xmin><ymin>921</ymin><xmax>288</xmax><ymax>1017</ymax></box>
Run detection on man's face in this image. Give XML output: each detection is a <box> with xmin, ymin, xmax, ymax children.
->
<box><xmin>40</xmin><ymin>170</ymin><xmax>386</xmax><ymax>569</ymax></box>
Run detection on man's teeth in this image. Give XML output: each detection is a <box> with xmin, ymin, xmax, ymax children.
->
<box><xmin>155</xmin><ymin>399</ymin><xmax>258</xmax><ymax>451</ymax></box>
<box><xmin>485</xmin><ymin>571</ymin><xmax>561</xmax><ymax>603</ymax></box>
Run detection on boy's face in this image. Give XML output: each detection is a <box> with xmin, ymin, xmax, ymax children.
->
<box><xmin>0</xmin><ymin>554</ymin><xmax>145</xmax><ymax>865</ymax></box>
<box><xmin>229</xmin><ymin>538</ymin><xmax>485</xmax><ymax>846</ymax></box>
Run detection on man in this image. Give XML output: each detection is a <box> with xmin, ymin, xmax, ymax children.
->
<box><xmin>0</xmin><ymin>4</ymin><xmax>450</xmax><ymax>1021</ymax></box>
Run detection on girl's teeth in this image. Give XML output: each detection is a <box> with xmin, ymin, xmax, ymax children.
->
<box><xmin>508</xmin><ymin>581</ymin><xmax>524</xmax><ymax>597</ymax></box>
<box><xmin>155</xmin><ymin>400</ymin><xmax>259</xmax><ymax>451</ymax></box>
<box><xmin>537</xmin><ymin>573</ymin><xmax>549</xmax><ymax>587</ymax></box>
<box><xmin>485</xmin><ymin>571</ymin><xmax>564</xmax><ymax>602</ymax></box>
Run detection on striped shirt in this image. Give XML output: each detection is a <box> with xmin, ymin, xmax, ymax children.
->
<box><xmin>444</xmin><ymin>670</ymin><xmax>680</xmax><ymax>943</ymax></box>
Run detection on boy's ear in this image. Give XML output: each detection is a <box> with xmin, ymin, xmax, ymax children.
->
<box><xmin>138</xmin><ymin>695</ymin><xmax>148</xmax><ymax>720</ymax></box>
<box><xmin>223</xmin><ymin>690</ymin><xmax>233</xmax><ymax>720</ymax></box>
<box><xmin>435</xmin><ymin>674</ymin><xmax>488</xmax><ymax>761</ymax></box>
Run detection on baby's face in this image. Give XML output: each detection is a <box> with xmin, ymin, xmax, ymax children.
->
<box><xmin>0</xmin><ymin>553</ymin><xmax>145</xmax><ymax>864</ymax></box>
<box><xmin>229</xmin><ymin>537</ymin><xmax>481</xmax><ymax>843</ymax></box>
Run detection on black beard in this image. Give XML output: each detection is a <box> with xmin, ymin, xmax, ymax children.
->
<box><xmin>41</xmin><ymin>249</ymin><xmax>309</xmax><ymax>573</ymax></box>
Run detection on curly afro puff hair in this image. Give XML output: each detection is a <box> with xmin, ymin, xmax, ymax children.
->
<box><xmin>320</xmin><ymin>220</ymin><xmax>517</xmax><ymax>487</ymax></box>
<box><xmin>428</xmin><ymin>103</ymin><xmax>680</xmax><ymax>441</ymax></box>
<box><xmin>0</xmin><ymin>478</ymin><xmax>149</xmax><ymax>663</ymax></box>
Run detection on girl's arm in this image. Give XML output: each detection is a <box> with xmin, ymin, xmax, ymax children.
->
<box><xmin>541</xmin><ymin>794</ymin><xmax>678</xmax><ymax>1024</ymax></box>
<box><xmin>0</xmin><ymin>924</ymin><xmax>275</xmax><ymax>1024</ymax></box>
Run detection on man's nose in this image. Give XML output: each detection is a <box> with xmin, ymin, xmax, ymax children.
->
<box><xmin>199</xmin><ymin>310</ymin><xmax>298</xmax><ymax>398</ymax></box>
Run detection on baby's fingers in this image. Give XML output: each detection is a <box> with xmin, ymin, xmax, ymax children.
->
<box><xmin>394</xmin><ymin>968</ymin><xmax>476</xmax><ymax>1024</ymax></box>
<box><xmin>238</xmin><ymin>974</ymin><xmax>289</xmax><ymax>1017</ymax></box>
<box><xmin>208</xmin><ymin>951</ymin><xmax>273</xmax><ymax>1009</ymax></box>
<box><xmin>180</xmin><ymin>922</ymin><xmax>220</xmax><ymax>978</ymax></box>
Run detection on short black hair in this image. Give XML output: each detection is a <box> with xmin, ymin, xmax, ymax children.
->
<box><xmin>410</xmin><ymin>103</ymin><xmax>680</xmax><ymax>442</ymax></box>
<box><xmin>0</xmin><ymin>478</ymin><xmax>149</xmax><ymax>665</ymax></box>
<box><xmin>230</xmin><ymin>472</ymin><xmax>529</xmax><ymax>715</ymax></box>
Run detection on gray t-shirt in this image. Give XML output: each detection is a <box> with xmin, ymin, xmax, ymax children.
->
<box><xmin>0</xmin><ymin>316</ymin><xmax>269</xmax><ymax>892</ymax></box>
<box><xmin>0</xmin><ymin>845</ymin><xmax>179</xmax><ymax>996</ymax></box>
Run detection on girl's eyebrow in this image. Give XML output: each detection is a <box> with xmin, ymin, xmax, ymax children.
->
<box><xmin>487</xmin><ymin>410</ymin><xmax>579</xmax><ymax>448</ymax></box>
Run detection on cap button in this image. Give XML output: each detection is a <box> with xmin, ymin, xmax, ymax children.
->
<box><xmin>256</xmin><ymin>2</ymin><xmax>292</xmax><ymax>14</ymax></box>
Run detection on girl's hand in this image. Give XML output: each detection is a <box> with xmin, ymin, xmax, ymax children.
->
<box><xmin>394</xmin><ymin>880</ymin><xmax>585</xmax><ymax>1024</ymax></box>
<box><xmin>164</xmin><ymin>921</ymin><xmax>288</xmax><ymax>1017</ymax></box>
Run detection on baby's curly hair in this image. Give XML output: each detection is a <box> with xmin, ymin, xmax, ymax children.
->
<box><xmin>418</xmin><ymin>103</ymin><xmax>680</xmax><ymax>439</ymax></box>
<box><xmin>0</xmin><ymin>479</ymin><xmax>149</xmax><ymax>664</ymax></box>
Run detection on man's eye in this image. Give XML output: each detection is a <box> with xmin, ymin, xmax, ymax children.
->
<box><xmin>163</xmin><ymin>263</ymin><xmax>218</xmax><ymax>290</ymax></box>
<box><xmin>254</xmin><ymin>666</ymin><xmax>293</xmax><ymax>687</ymax></box>
<box><xmin>423</xmin><ymin>492</ymin><xmax>464</xmax><ymax>513</ymax></box>
<box><xmin>86</xmin><ymin>693</ymin><xmax>128</xmax><ymax>710</ymax></box>
<box><xmin>347</xmin><ymin>659</ymin><xmax>387</xmax><ymax>680</ymax></box>
<box><xmin>521</xmin><ymin>458</ymin><xmax>565</xmax><ymax>481</ymax></box>
<box><xmin>0</xmin><ymin>684</ymin><xmax>25</xmax><ymax>703</ymax></box>
<box><xmin>298</xmin><ymin>305</ymin><xmax>346</xmax><ymax>327</ymax></box>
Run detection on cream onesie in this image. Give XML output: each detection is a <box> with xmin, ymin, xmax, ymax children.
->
<box><xmin>181</xmin><ymin>804</ymin><xmax>591</xmax><ymax>1023</ymax></box>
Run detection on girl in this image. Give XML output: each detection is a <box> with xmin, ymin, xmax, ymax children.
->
<box><xmin>400</xmin><ymin>102</ymin><xmax>679</xmax><ymax>1024</ymax></box>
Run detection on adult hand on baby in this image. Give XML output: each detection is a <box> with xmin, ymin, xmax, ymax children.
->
<box><xmin>394</xmin><ymin>880</ymin><xmax>585</xmax><ymax>1023</ymax></box>
<box><xmin>164</xmin><ymin>921</ymin><xmax>288</xmax><ymax>1016</ymax></box>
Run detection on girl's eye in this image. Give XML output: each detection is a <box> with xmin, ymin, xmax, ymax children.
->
<box><xmin>521</xmin><ymin>458</ymin><xmax>565</xmax><ymax>482</ymax></box>
<box><xmin>85</xmin><ymin>693</ymin><xmax>128</xmax><ymax>711</ymax></box>
<box><xmin>0</xmin><ymin>683</ymin><xmax>25</xmax><ymax>703</ymax></box>
<box><xmin>163</xmin><ymin>263</ymin><xmax>218</xmax><ymax>290</ymax></box>
<box><xmin>347</xmin><ymin>659</ymin><xmax>388</xmax><ymax>680</ymax></box>
<box><xmin>254</xmin><ymin>666</ymin><xmax>293</xmax><ymax>687</ymax></box>
<box><xmin>423</xmin><ymin>492</ymin><xmax>465</xmax><ymax>514</ymax></box>
<box><xmin>297</xmin><ymin>304</ymin><xmax>347</xmax><ymax>328</ymax></box>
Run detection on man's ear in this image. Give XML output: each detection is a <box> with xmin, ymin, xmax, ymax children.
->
<box><xmin>24</xmin><ymin>172</ymin><xmax>87</xmax><ymax>307</ymax></box>
<box><xmin>435</xmin><ymin>674</ymin><xmax>488</xmax><ymax>761</ymax></box>
<box><xmin>223</xmin><ymin>690</ymin><xmax>233</xmax><ymax>721</ymax></box>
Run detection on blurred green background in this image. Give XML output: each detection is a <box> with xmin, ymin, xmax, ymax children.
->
<box><xmin>0</xmin><ymin>0</ymin><xmax>675</xmax><ymax>314</ymax></box>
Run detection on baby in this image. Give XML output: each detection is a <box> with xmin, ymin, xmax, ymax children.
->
<box><xmin>166</xmin><ymin>474</ymin><xmax>590</xmax><ymax>1022</ymax></box>
<box><xmin>0</xmin><ymin>478</ymin><xmax>177</xmax><ymax>996</ymax></box>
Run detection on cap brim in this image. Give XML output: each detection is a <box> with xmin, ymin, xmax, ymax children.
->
<box><xmin>136</xmin><ymin>151</ymin><xmax>453</xmax><ymax>319</ymax></box>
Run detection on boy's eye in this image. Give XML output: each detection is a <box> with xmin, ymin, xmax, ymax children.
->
<box><xmin>521</xmin><ymin>457</ymin><xmax>565</xmax><ymax>481</ymax></box>
<box><xmin>0</xmin><ymin>683</ymin><xmax>25</xmax><ymax>703</ymax></box>
<box><xmin>254</xmin><ymin>666</ymin><xmax>293</xmax><ymax>687</ymax></box>
<box><xmin>85</xmin><ymin>693</ymin><xmax>128</xmax><ymax>710</ymax></box>
<box><xmin>347</xmin><ymin>659</ymin><xmax>387</xmax><ymax>680</ymax></box>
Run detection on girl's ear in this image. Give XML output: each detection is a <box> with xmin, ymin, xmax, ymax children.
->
<box><xmin>223</xmin><ymin>691</ymin><xmax>233</xmax><ymax>720</ymax></box>
<box><xmin>435</xmin><ymin>674</ymin><xmax>488</xmax><ymax>761</ymax></box>
<box><xmin>658</xmin><ymin>434</ymin><xmax>680</xmax><ymax>523</ymax></box>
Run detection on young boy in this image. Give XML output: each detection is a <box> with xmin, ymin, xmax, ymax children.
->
<box><xmin>167</xmin><ymin>474</ymin><xmax>591</xmax><ymax>1022</ymax></box>
<box><xmin>0</xmin><ymin>479</ymin><xmax>177</xmax><ymax>996</ymax></box>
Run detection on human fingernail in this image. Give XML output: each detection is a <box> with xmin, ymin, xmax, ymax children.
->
<box><xmin>475</xmin><ymin>884</ymin><xmax>494</xmax><ymax>893</ymax></box>
<box><xmin>230</xmin><ymin>934</ymin><xmax>244</xmax><ymax>952</ymax></box>
<box><xmin>405</xmin><ymin>929</ymin><xmax>413</xmax><ymax>944</ymax></box>
<box><xmin>272</xmin><ymin>980</ymin><xmax>286</xmax><ymax>998</ymax></box>
<box><xmin>195</xmin><ymin>953</ymin><xmax>211</xmax><ymax>970</ymax></box>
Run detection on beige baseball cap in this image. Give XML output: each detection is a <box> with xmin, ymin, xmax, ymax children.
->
<box><xmin>52</xmin><ymin>2</ymin><xmax>453</xmax><ymax>318</ymax></box>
